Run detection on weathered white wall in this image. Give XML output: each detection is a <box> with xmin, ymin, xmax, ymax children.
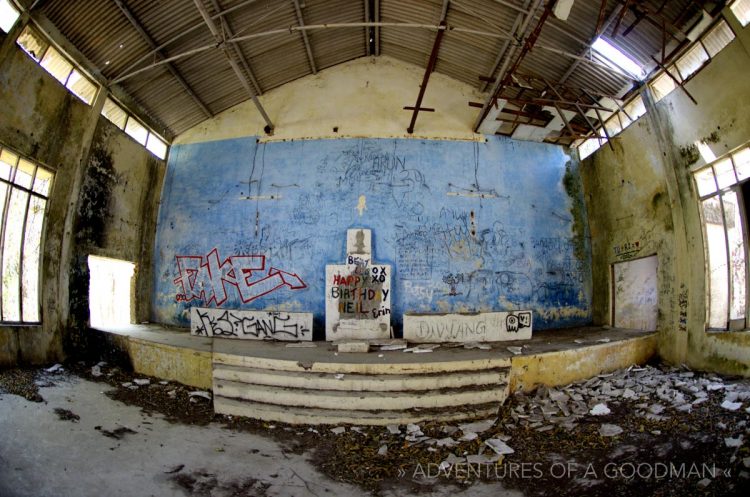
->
<box><xmin>175</xmin><ymin>56</ymin><xmax>485</xmax><ymax>145</ymax></box>
<box><xmin>581</xmin><ymin>9</ymin><xmax>750</xmax><ymax>375</ymax></box>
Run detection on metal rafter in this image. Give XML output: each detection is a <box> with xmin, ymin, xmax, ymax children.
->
<box><xmin>364</xmin><ymin>0</ymin><xmax>371</xmax><ymax>56</ymax></box>
<box><xmin>375</xmin><ymin>0</ymin><xmax>380</xmax><ymax>56</ymax></box>
<box><xmin>192</xmin><ymin>0</ymin><xmax>274</xmax><ymax>132</ymax></box>
<box><xmin>473</xmin><ymin>0</ymin><xmax>550</xmax><ymax>133</ymax></box>
<box><xmin>479</xmin><ymin>0</ymin><xmax>532</xmax><ymax>93</ymax></box>
<box><xmin>209</xmin><ymin>0</ymin><xmax>263</xmax><ymax>96</ymax></box>
<box><xmin>112</xmin><ymin>0</ymin><xmax>212</xmax><ymax>119</ymax></box>
<box><xmin>292</xmin><ymin>0</ymin><xmax>317</xmax><ymax>74</ymax></box>
<box><xmin>111</xmin><ymin>22</ymin><xmax>637</xmax><ymax>86</ymax></box>
<box><xmin>405</xmin><ymin>0</ymin><xmax>450</xmax><ymax>134</ymax></box>
<box><xmin>406</xmin><ymin>24</ymin><xmax>445</xmax><ymax>134</ymax></box>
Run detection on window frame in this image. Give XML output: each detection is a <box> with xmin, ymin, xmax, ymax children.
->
<box><xmin>693</xmin><ymin>143</ymin><xmax>750</xmax><ymax>332</ymax></box>
<box><xmin>0</xmin><ymin>144</ymin><xmax>54</xmax><ymax>325</ymax></box>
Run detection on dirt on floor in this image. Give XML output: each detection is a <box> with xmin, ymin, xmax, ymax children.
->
<box><xmin>1</xmin><ymin>361</ymin><xmax>749</xmax><ymax>497</ymax></box>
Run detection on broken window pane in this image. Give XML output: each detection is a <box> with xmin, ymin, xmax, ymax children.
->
<box><xmin>623</xmin><ymin>95</ymin><xmax>646</xmax><ymax>121</ymax></box>
<box><xmin>694</xmin><ymin>167</ymin><xmax>717</xmax><ymax>197</ymax></box>
<box><xmin>66</xmin><ymin>70</ymin><xmax>97</xmax><ymax>105</ymax></box>
<box><xmin>16</xmin><ymin>25</ymin><xmax>48</xmax><ymax>62</ymax></box>
<box><xmin>723</xmin><ymin>191</ymin><xmax>746</xmax><ymax>321</ymax></box>
<box><xmin>650</xmin><ymin>71</ymin><xmax>677</xmax><ymax>102</ymax></box>
<box><xmin>124</xmin><ymin>117</ymin><xmax>148</xmax><ymax>145</ymax></box>
<box><xmin>40</xmin><ymin>45</ymin><xmax>73</xmax><ymax>85</ymax></box>
<box><xmin>702</xmin><ymin>196</ymin><xmax>729</xmax><ymax>329</ymax></box>
<box><xmin>32</xmin><ymin>166</ymin><xmax>53</xmax><ymax>196</ymax></box>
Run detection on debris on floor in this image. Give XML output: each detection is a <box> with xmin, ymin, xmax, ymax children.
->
<box><xmin>3</xmin><ymin>361</ymin><xmax>750</xmax><ymax>496</ymax></box>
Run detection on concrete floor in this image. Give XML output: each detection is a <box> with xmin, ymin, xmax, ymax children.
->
<box><xmin>0</xmin><ymin>375</ymin><xmax>521</xmax><ymax>497</ymax></box>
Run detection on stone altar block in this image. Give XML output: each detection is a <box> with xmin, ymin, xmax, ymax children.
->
<box><xmin>403</xmin><ymin>311</ymin><xmax>532</xmax><ymax>343</ymax></box>
<box><xmin>326</xmin><ymin>229</ymin><xmax>391</xmax><ymax>340</ymax></box>
<box><xmin>191</xmin><ymin>307</ymin><xmax>312</xmax><ymax>341</ymax></box>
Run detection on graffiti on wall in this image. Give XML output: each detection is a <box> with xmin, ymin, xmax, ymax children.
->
<box><xmin>153</xmin><ymin>137</ymin><xmax>591</xmax><ymax>329</ymax></box>
<box><xmin>191</xmin><ymin>307</ymin><xmax>312</xmax><ymax>340</ymax></box>
<box><xmin>174</xmin><ymin>248</ymin><xmax>306</xmax><ymax>306</ymax></box>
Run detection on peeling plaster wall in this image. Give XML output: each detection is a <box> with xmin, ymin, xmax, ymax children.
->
<box><xmin>0</xmin><ymin>31</ymin><xmax>164</xmax><ymax>366</ymax></box>
<box><xmin>580</xmin><ymin>12</ymin><xmax>750</xmax><ymax>376</ymax></box>
<box><xmin>175</xmin><ymin>56</ymin><xmax>485</xmax><ymax>146</ymax></box>
<box><xmin>152</xmin><ymin>136</ymin><xmax>592</xmax><ymax>334</ymax></box>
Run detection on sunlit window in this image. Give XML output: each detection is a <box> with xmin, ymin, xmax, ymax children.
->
<box><xmin>730</xmin><ymin>0</ymin><xmax>750</xmax><ymax>27</ymax></box>
<box><xmin>694</xmin><ymin>143</ymin><xmax>750</xmax><ymax>331</ymax></box>
<box><xmin>16</xmin><ymin>25</ymin><xmax>98</xmax><ymax>105</ymax></box>
<box><xmin>0</xmin><ymin>144</ymin><xmax>53</xmax><ymax>324</ymax></box>
<box><xmin>592</xmin><ymin>37</ymin><xmax>645</xmax><ymax>80</ymax></box>
<box><xmin>124</xmin><ymin>117</ymin><xmax>148</xmax><ymax>146</ymax></box>
<box><xmin>0</xmin><ymin>0</ymin><xmax>19</xmax><ymax>33</ymax></box>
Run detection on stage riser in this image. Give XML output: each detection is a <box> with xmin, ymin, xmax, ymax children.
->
<box><xmin>213</xmin><ymin>364</ymin><xmax>508</xmax><ymax>391</ymax></box>
<box><xmin>212</xmin><ymin>361</ymin><xmax>510</xmax><ymax>424</ymax></box>
<box><xmin>214</xmin><ymin>397</ymin><xmax>501</xmax><ymax>425</ymax></box>
<box><xmin>213</xmin><ymin>352</ymin><xmax>510</xmax><ymax>375</ymax></box>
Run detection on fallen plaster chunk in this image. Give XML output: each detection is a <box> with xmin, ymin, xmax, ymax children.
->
<box><xmin>167</xmin><ymin>390</ymin><xmax>176</xmax><ymax>399</ymax></box>
<box><xmin>45</xmin><ymin>364</ymin><xmax>63</xmax><ymax>373</ymax></box>
<box><xmin>334</xmin><ymin>374</ymin><xmax>345</xmax><ymax>380</ymax></box>
<box><xmin>573</xmin><ymin>339</ymin><xmax>584</xmax><ymax>344</ymax></box>
<box><xmin>707</xmin><ymin>383</ymin><xmax>725</xmax><ymax>391</ymax></box>
<box><xmin>596</xmin><ymin>338</ymin><xmax>611</xmax><ymax>343</ymax></box>
<box><xmin>439</xmin><ymin>453</ymin><xmax>465</xmax><ymax>470</ymax></box>
<box><xmin>403</xmin><ymin>344</ymin><xmax>439</xmax><ymax>353</ymax></box>
<box><xmin>485</xmin><ymin>439</ymin><xmax>515</xmax><ymax>455</ymax></box>
<box><xmin>386</xmin><ymin>425</ymin><xmax>401</xmax><ymax>435</ymax></box>
<box><xmin>648</xmin><ymin>404</ymin><xmax>665</xmax><ymax>415</ymax></box>
<box><xmin>330</xmin><ymin>427</ymin><xmax>346</xmax><ymax>435</ymax></box>
<box><xmin>464</xmin><ymin>342</ymin><xmax>492</xmax><ymax>350</ymax></box>
<box><xmin>599</xmin><ymin>424</ymin><xmax>623</xmax><ymax>437</ymax></box>
<box><xmin>377</xmin><ymin>444</ymin><xmax>388</xmax><ymax>456</ymax></box>
<box><xmin>459</xmin><ymin>418</ymin><xmax>496</xmax><ymax>434</ymax></box>
<box><xmin>91</xmin><ymin>365</ymin><xmax>103</xmax><ymax>377</ymax></box>
<box><xmin>436</xmin><ymin>437</ymin><xmax>458</xmax><ymax>448</ymax></box>
<box><xmin>743</xmin><ymin>457</ymin><xmax>750</xmax><ymax>469</ymax></box>
<box><xmin>467</xmin><ymin>454</ymin><xmax>498</xmax><ymax>465</ymax></box>
<box><xmin>725</xmin><ymin>436</ymin><xmax>744</xmax><ymax>448</ymax></box>
<box><xmin>590</xmin><ymin>403</ymin><xmax>611</xmax><ymax>416</ymax></box>
<box><xmin>121</xmin><ymin>382</ymin><xmax>133</xmax><ymax>388</ymax></box>
<box><xmin>337</xmin><ymin>341</ymin><xmax>370</xmax><ymax>353</ymax></box>
<box><xmin>721</xmin><ymin>400</ymin><xmax>742</xmax><ymax>411</ymax></box>
<box><xmin>460</xmin><ymin>432</ymin><xmax>479</xmax><ymax>442</ymax></box>
<box><xmin>188</xmin><ymin>391</ymin><xmax>211</xmax><ymax>400</ymax></box>
<box><xmin>507</xmin><ymin>346</ymin><xmax>523</xmax><ymax>355</ymax></box>
<box><xmin>697</xmin><ymin>478</ymin><xmax>712</xmax><ymax>488</ymax></box>
<box><xmin>379</xmin><ymin>343</ymin><xmax>407</xmax><ymax>351</ymax></box>
<box><xmin>134</xmin><ymin>379</ymin><xmax>150</xmax><ymax>386</ymax></box>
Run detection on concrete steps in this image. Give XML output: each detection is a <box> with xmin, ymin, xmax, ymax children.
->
<box><xmin>212</xmin><ymin>354</ymin><xmax>510</xmax><ymax>425</ymax></box>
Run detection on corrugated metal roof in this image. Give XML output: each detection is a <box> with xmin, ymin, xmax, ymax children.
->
<box><xmin>34</xmin><ymin>0</ymin><xmax>712</xmax><ymax>142</ymax></box>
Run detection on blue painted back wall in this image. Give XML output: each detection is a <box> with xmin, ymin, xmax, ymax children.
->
<box><xmin>152</xmin><ymin>136</ymin><xmax>592</xmax><ymax>331</ymax></box>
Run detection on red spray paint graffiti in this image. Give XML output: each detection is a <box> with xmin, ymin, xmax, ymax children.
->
<box><xmin>173</xmin><ymin>248</ymin><xmax>306</xmax><ymax>306</ymax></box>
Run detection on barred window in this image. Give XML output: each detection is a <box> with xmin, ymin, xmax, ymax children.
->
<box><xmin>0</xmin><ymin>145</ymin><xmax>53</xmax><ymax>323</ymax></box>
